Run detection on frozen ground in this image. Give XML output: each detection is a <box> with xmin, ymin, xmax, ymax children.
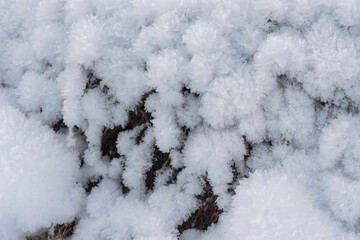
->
<box><xmin>1</xmin><ymin>0</ymin><xmax>360</xmax><ymax>239</ymax></box>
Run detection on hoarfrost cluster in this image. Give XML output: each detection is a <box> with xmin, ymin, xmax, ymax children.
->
<box><xmin>1</xmin><ymin>0</ymin><xmax>360</xmax><ymax>239</ymax></box>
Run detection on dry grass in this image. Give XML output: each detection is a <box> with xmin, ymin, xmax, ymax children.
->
<box><xmin>177</xmin><ymin>178</ymin><xmax>223</xmax><ymax>234</ymax></box>
<box><xmin>24</xmin><ymin>221</ymin><xmax>76</xmax><ymax>240</ymax></box>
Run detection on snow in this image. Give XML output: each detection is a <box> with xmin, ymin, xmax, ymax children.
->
<box><xmin>1</xmin><ymin>0</ymin><xmax>360</xmax><ymax>239</ymax></box>
<box><xmin>185</xmin><ymin>169</ymin><xmax>345</xmax><ymax>240</ymax></box>
<box><xmin>0</xmin><ymin>104</ymin><xmax>84</xmax><ymax>239</ymax></box>
<box><xmin>18</xmin><ymin>71</ymin><xmax>62</xmax><ymax>124</ymax></box>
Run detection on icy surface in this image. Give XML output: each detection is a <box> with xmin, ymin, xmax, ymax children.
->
<box><xmin>1</xmin><ymin>0</ymin><xmax>360</xmax><ymax>239</ymax></box>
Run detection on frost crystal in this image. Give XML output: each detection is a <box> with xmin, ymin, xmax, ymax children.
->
<box><xmin>1</xmin><ymin>0</ymin><xmax>360</xmax><ymax>239</ymax></box>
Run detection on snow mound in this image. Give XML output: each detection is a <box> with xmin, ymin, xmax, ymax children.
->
<box><xmin>186</xmin><ymin>170</ymin><xmax>344</xmax><ymax>240</ymax></box>
<box><xmin>0</xmin><ymin>104</ymin><xmax>84</xmax><ymax>239</ymax></box>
